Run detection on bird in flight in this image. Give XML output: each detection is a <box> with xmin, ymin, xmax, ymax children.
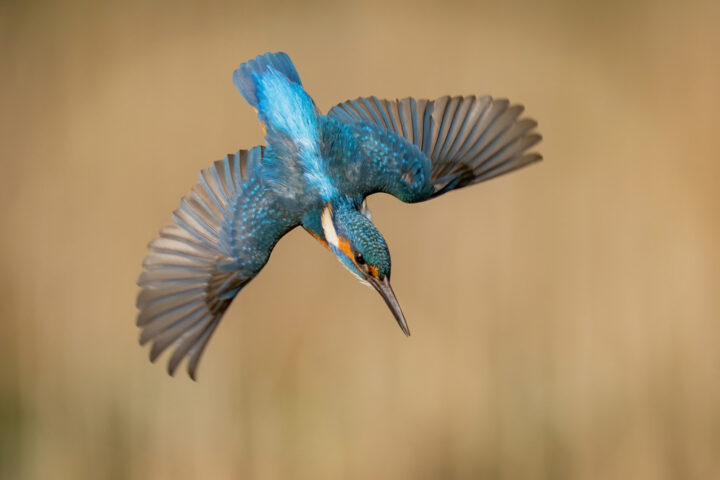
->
<box><xmin>137</xmin><ymin>52</ymin><xmax>542</xmax><ymax>379</ymax></box>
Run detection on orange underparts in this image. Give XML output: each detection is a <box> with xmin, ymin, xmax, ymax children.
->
<box><xmin>252</xmin><ymin>108</ymin><xmax>267</xmax><ymax>135</ymax></box>
<box><xmin>307</xmin><ymin>230</ymin><xmax>330</xmax><ymax>251</ymax></box>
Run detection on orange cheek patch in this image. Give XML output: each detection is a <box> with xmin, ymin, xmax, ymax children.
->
<box><xmin>337</xmin><ymin>236</ymin><xmax>354</xmax><ymax>260</ymax></box>
<box><xmin>368</xmin><ymin>265</ymin><xmax>379</xmax><ymax>279</ymax></box>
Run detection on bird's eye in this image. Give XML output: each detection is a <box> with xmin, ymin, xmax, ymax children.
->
<box><xmin>354</xmin><ymin>252</ymin><xmax>365</xmax><ymax>265</ymax></box>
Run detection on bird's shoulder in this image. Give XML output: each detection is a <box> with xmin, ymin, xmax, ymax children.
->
<box><xmin>318</xmin><ymin>115</ymin><xmax>433</xmax><ymax>202</ymax></box>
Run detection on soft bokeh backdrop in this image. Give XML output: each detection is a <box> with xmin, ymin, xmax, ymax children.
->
<box><xmin>2</xmin><ymin>0</ymin><xmax>719</xmax><ymax>478</ymax></box>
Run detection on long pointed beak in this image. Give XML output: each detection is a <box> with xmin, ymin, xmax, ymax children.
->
<box><xmin>368</xmin><ymin>276</ymin><xmax>410</xmax><ymax>337</ymax></box>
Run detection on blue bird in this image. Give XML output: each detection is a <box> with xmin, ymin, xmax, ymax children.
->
<box><xmin>137</xmin><ymin>52</ymin><xmax>542</xmax><ymax>379</ymax></box>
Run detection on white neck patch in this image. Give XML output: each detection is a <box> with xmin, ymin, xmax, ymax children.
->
<box><xmin>321</xmin><ymin>206</ymin><xmax>339</xmax><ymax>248</ymax></box>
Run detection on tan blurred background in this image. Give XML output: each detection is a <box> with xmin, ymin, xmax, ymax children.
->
<box><xmin>1</xmin><ymin>0</ymin><xmax>719</xmax><ymax>478</ymax></box>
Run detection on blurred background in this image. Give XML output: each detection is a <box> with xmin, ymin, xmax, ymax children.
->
<box><xmin>1</xmin><ymin>0</ymin><xmax>719</xmax><ymax>478</ymax></box>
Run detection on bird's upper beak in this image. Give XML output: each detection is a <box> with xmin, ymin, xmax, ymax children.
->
<box><xmin>367</xmin><ymin>275</ymin><xmax>410</xmax><ymax>336</ymax></box>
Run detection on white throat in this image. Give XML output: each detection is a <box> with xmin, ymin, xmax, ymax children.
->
<box><xmin>321</xmin><ymin>205</ymin><xmax>339</xmax><ymax>248</ymax></box>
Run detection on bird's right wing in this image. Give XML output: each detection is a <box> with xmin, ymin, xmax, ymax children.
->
<box><xmin>328</xmin><ymin>96</ymin><xmax>541</xmax><ymax>199</ymax></box>
<box><xmin>137</xmin><ymin>147</ymin><xmax>299</xmax><ymax>380</ymax></box>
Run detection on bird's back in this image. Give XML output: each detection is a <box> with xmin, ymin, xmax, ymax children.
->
<box><xmin>234</xmin><ymin>53</ymin><xmax>338</xmax><ymax>207</ymax></box>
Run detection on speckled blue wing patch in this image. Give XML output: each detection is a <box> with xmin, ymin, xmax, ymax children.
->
<box><xmin>328</xmin><ymin>96</ymin><xmax>542</xmax><ymax>199</ymax></box>
<box><xmin>137</xmin><ymin>147</ymin><xmax>299</xmax><ymax>379</ymax></box>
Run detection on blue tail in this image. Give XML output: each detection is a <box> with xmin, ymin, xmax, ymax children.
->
<box><xmin>232</xmin><ymin>52</ymin><xmax>302</xmax><ymax>108</ymax></box>
<box><xmin>232</xmin><ymin>52</ymin><xmax>324</xmax><ymax>201</ymax></box>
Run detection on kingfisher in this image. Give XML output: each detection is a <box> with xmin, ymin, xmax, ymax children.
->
<box><xmin>137</xmin><ymin>52</ymin><xmax>542</xmax><ymax>379</ymax></box>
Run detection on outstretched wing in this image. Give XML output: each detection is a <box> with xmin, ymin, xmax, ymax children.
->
<box><xmin>328</xmin><ymin>96</ymin><xmax>541</xmax><ymax>199</ymax></box>
<box><xmin>137</xmin><ymin>147</ymin><xmax>298</xmax><ymax>379</ymax></box>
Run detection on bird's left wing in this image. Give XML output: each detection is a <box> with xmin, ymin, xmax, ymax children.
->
<box><xmin>328</xmin><ymin>96</ymin><xmax>541</xmax><ymax>200</ymax></box>
<box><xmin>137</xmin><ymin>147</ymin><xmax>299</xmax><ymax>379</ymax></box>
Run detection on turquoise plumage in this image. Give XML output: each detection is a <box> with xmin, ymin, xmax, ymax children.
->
<box><xmin>137</xmin><ymin>52</ymin><xmax>542</xmax><ymax>379</ymax></box>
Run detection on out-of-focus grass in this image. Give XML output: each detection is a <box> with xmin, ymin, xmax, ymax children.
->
<box><xmin>0</xmin><ymin>379</ymin><xmax>26</xmax><ymax>480</ymax></box>
<box><xmin>1</xmin><ymin>0</ymin><xmax>719</xmax><ymax>479</ymax></box>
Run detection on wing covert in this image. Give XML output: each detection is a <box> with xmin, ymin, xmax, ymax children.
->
<box><xmin>329</xmin><ymin>95</ymin><xmax>541</xmax><ymax>199</ymax></box>
<box><xmin>137</xmin><ymin>147</ymin><xmax>298</xmax><ymax>379</ymax></box>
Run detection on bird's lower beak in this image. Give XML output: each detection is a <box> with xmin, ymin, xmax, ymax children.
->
<box><xmin>368</xmin><ymin>276</ymin><xmax>410</xmax><ymax>337</ymax></box>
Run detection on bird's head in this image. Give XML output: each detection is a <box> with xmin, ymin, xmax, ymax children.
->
<box><xmin>318</xmin><ymin>201</ymin><xmax>409</xmax><ymax>336</ymax></box>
